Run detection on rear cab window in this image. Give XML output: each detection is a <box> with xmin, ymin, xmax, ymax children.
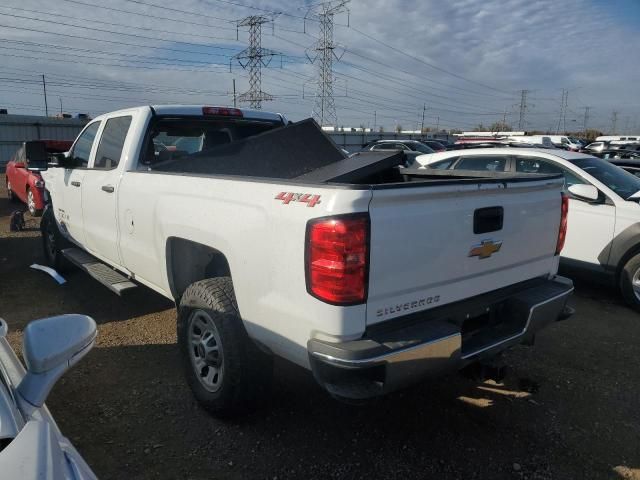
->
<box><xmin>138</xmin><ymin>115</ymin><xmax>283</xmax><ymax>171</ymax></box>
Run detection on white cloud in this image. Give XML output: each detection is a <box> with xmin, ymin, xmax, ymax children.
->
<box><xmin>0</xmin><ymin>0</ymin><xmax>638</xmax><ymax>132</ymax></box>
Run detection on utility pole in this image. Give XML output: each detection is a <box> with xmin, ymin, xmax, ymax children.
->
<box><xmin>421</xmin><ymin>103</ymin><xmax>426</xmax><ymax>134</ymax></box>
<box><xmin>612</xmin><ymin>110</ymin><xmax>618</xmax><ymax>135</ymax></box>
<box><xmin>41</xmin><ymin>74</ymin><xmax>48</xmax><ymax>117</ymax></box>
<box><xmin>232</xmin><ymin>79</ymin><xmax>237</xmax><ymax>107</ymax></box>
<box><xmin>583</xmin><ymin>106</ymin><xmax>591</xmax><ymax>133</ymax></box>
<box><xmin>306</xmin><ymin>0</ymin><xmax>350</xmax><ymax>127</ymax></box>
<box><xmin>436</xmin><ymin>116</ymin><xmax>440</xmax><ymax>132</ymax></box>
<box><xmin>58</xmin><ymin>97</ymin><xmax>62</xmax><ymax>115</ymax></box>
<box><xmin>373</xmin><ymin>110</ymin><xmax>377</xmax><ymax>132</ymax></box>
<box><xmin>518</xmin><ymin>89</ymin><xmax>529</xmax><ymax>130</ymax></box>
<box><xmin>231</xmin><ymin>15</ymin><xmax>280</xmax><ymax>109</ymax></box>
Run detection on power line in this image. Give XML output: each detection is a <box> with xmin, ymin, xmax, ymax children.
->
<box><xmin>0</xmin><ymin>5</ymin><xmax>239</xmax><ymax>41</ymax></box>
<box><xmin>346</xmin><ymin>25</ymin><xmax>516</xmax><ymax>96</ymax></box>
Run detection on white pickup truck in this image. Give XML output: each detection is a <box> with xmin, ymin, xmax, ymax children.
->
<box><xmin>40</xmin><ymin>105</ymin><xmax>573</xmax><ymax>415</ymax></box>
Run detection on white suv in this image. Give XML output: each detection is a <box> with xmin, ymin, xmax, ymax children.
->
<box><xmin>415</xmin><ymin>148</ymin><xmax>640</xmax><ymax>310</ymax></box>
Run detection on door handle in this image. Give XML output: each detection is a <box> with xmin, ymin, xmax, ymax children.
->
<box><xmin>71</xmin><ymin>181</ymin><xmax>81</xmax><ymax>187</ymax></box>
<box><xmin>102</xmin><ymin>185</ymin><xmax>115</xmax><ymax>193</ymax></box>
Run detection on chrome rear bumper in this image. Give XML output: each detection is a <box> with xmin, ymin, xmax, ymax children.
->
<box><xmin>308</xmin><ymin>276</ymin><xmax>574</xmax><ymax>399</ymax></box>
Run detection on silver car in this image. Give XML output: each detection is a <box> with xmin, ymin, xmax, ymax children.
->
<box><xmin>0</xmin><ymin>314</ymin><xmax>97</xmax><ymax>479</ymax></box>
<box><xmin>364</xmin><ymin>140</ymin><xmax>435</xmax><ymax>163</ymax></box>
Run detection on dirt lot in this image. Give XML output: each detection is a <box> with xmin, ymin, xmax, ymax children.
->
<box><xmin>1</xmin><ymin>182</ymin><xmax>639</xmax><ymax>480</ymax></box>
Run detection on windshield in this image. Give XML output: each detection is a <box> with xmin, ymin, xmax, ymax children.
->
<box><xmin>572</xmin><ymin>157</ymin><xmax>640</xmax><ymax>200</ymax></box>
<box><xmin>411</xmin><ymin>143</ymin><xmax>435</xmax><ymax>154</ymax></box>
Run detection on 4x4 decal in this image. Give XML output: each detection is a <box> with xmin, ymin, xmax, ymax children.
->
<box><xmin>274</xmin><ymin>192</ymin><xmax>322</xmax><ymax>207</ymax></box>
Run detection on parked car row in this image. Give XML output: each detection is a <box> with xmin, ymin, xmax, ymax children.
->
<box><xmin>413</xmin><ymin>147</ymin><xmax>640</xmax><ymax>310</ymax></box>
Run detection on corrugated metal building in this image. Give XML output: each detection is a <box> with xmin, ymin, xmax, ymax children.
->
<box><xmin>0</xmin><ymin>114</ymin><xmax>88</xmax><ymax>171</ymax></box>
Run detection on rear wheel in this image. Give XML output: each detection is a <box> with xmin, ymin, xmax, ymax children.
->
<box><xmin>6</xmin><ymin>180</ymin><xmax>17</xmax><ymax>202</ymax></box>
<box><xmin>177</xmin><ymin>277</ymin><xmax>273</xmax><ymax>417</ymax></box>
<box><xmin>41</xmin><ymin>208</ymin><xmax>71</xmax><ymax>271</ymax></box>
<box><xmin>619</xmin><ymin>253</ymin><xmax>640</xmax><ymax>311</ymax></box>
<box><xmin>26</xmin><ymin>188</ymin><xmax>42</xmax><ymax>216</ymax></box>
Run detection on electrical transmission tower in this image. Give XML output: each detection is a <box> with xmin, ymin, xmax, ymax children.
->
<box><xmin>556</xmin><ymin>88</ymin><xmax>568</xmax><ymax>134</ymax></box>
<box><xmin>306</xmin><ymin>0</ymin><xmax>350</xmax><ymax>127</ymax></box>
<box><xmin>231</xmin><ymin>15</ymin><xmax>280</xmax><ymax>109</ymax></box>
<box><xmin>517</xmin><ymin>90</ymin><xmax>529</xmax><ymax>130</ymax></box>
<box><xmin>611</xmin><ymin>110</ymin><xmax>618</xmax><ymax>134</ymax></box>
<box><xmin>583</xmin><ymin>106</ymin><xmax>591</xmax><ymax>133</ymax></box>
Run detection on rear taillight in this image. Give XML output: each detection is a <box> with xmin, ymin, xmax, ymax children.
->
<box><xmin>556</xmin><ymin>193</ymin><xmax>569</xmax><ymax>255</ymax></box>
<box><xmin>202</xmin><ymin>106</ymin><xmax>243</xmax><ymax>117</ymax></box>
<box><xmin>306</xmin><ymin>214</ymin><xmax>369</xmax><ymax>305</ymax></box>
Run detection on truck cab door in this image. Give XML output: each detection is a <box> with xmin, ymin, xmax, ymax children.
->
<box><xmin>81</xmin><ymin>115</ymin><xmax>133</xmax><ymax>266</ymax></box>
<box><xmin>59</xmin><ymin>121</ymin><xmax>101</xmax><ymax>246</ymax></box>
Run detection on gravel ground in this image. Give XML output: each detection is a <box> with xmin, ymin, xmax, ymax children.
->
<box><xmin>1</xmin><ymin>182</ymin><xmax>639</xmax><ymax>480</ymax></box>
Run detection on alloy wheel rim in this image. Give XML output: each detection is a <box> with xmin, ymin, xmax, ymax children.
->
<box><xmin>188</xmin><ymin>309</ymin><xmax>224</xmax><ymax>393</ymax></box>
<box><xmin>27</xmin><ymin>191</ymin><xmax>35</xmax><ymax>215</ymax></box>
<box><xmin>632</xmin><ymin>268</ymin><xmax>640</xmax><ymax>302</ymax></box>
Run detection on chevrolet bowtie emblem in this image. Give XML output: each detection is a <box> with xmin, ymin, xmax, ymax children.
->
<box><xmin>468</xmin><ymin>240</ymin><xmax>503</xmax><ymax>259</ymax></box>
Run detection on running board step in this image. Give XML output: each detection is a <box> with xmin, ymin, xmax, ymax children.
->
<box><xmin>62</xmin><ymin>248</ymin><xmax>137</xmax><ymax>296</ymax></box>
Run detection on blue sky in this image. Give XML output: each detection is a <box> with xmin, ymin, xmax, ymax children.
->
<box><xmin>0</xmin><ymin>0</ymin><xmax>639</xmax><ymax>133</ymax></box>
<box><xmin>593</xmin><ymin>0</ymin><xmax>640</xmax><ymax>27</ymax></box>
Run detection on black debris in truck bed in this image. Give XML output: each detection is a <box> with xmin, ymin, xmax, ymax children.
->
<box><xmin>295</xmin><ymin>150</ymin><xmax>405</xmax><ymax>183</ymax></box>
<box><xmin>152</xmin><ymin>118</ymin><xmax>346</xmax><ymax>179</ymax></box>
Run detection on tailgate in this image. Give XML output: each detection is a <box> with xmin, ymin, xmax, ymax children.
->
<box><xmin>366</xmin><ymin>178</ymin><xmax>563</xmax><ymax>325</ymax></box>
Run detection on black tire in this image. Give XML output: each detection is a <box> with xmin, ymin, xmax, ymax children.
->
<box><xmin>177</xmin><ymin>277</ymin><xmax>273</xmax><ymax>417</ymax></box>
<box><xmin>620</xmin><ymin>253</ymin><xmax>640</xmax><ymax>311</ymax></box>
<box><xmin>40</xmin><ymin>207</ymin><xmax>72</xmax><ymax>272</ymax></box>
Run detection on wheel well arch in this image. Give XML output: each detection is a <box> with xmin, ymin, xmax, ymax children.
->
<box><xmin>165</xmin><ymin>237</ymin><xmax>231</xmax><ymax>301</ymax></box>
<box><xmin>615</xmin><ymin>243</ymin><xmax>640</xmax><ymax>284</ymax></box>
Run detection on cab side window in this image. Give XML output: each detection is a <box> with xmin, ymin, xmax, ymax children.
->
<box><xmin>93</xmin><ymin>116</ymin><xmax>132</xmax><ymax>170</ymax></box>
<box><xmin>515</xmin><ymin>156</ymin><xmax>585</xmax><ymax>188</ymax></box>
<box><xmin>372</xmin><ymin>143</ymin><xmax>399</xmax><ymax>150</ymax></box>
<box><xmin>428</xmin><ymin>158</ymin><xmax>457</xmax><ymax>169</ymax></box>
<box><xmin>455</xmin><ymin>155</ymin><xmax>507</xmax><ymax>172</ymax></box>
<box><xmin>14</xmin><ymin>147</ymin><xmax>25</xmax><ymax>165</ymax></box>
<box><xmin>70</xmin><ymin>122</ymin><xmax>101</xmax><ymax>168</ymax></box>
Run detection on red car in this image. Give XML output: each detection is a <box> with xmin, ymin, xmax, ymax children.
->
<box><xmin>5</xmin><ymin>140</ymin><xmax>72</xmax><ymax>216</ymax></box>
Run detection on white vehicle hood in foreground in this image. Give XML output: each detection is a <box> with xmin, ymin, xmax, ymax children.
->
<box><xmin>0</xmin><ymin>420</ymin><xmax>94</xmax><ymax>480</ymax></box>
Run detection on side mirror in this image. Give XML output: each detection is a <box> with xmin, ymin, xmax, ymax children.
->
<box><xmin>24</xmin><ymin>141</ymin><xmax>48</xmax><ymax>171</ymax></box>
<box><xmin>48</xmin><ymin>152</ymin><xmax>73</xmax><ymax>169</ymax></box>
<box><xmin>568</xmin><ymin>184</ymin><xmax>599</xmax><ymax>202</ymax></box>
<box><xmin>17</xmin><ymin>315</ymin><xmax>97</xmax><ymax>407</ymax></box>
